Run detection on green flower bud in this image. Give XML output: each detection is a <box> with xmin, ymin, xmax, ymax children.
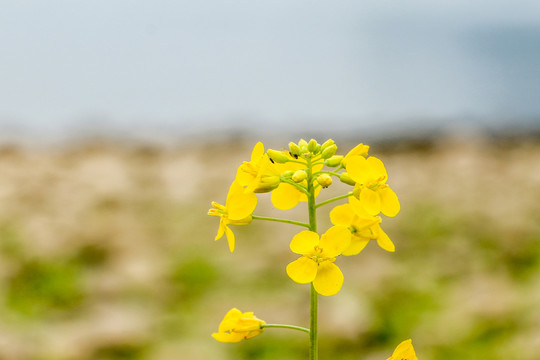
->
<box><xmin>316</xmin><ymin>174</ymin><xmax>332</xmax><ymax>188</ymax></box>
<box><xmin>281</xmin><ymin>170</ymin><xmax>294</xmax><ymax>178</ymax></box>
<box><xmin>314</xmin><ymin>144</ymin><xmax>321</xmax><ymax>154</ymax></box>
<box><xmin>292</xmin><ymin>170</ymin><xmax>308</xmax><ymax>183</ymax></box>
<box><xmin>325</xmin><ymin>155</ymin><xmax>343</xmax><ymax>167</ymax></box>
<box><xmin>298</xmin><ymin>139</ymin><xmax>308</xmax><ymax>148</ymax></box>
<box><xmin>321</xmin><ymin>144</ymin><xmax>337</xmax><ymax>159</ymax></box>
<box><xmin>307</xmin><ymin>139</ymin><xmax>318</xmax><ymax>153</ymax></box>
<box><xmin>254</xmin><ymin>175</ymin><xmax>281</xmax><ymax>193</ymax></box>
<box><xmin>289</xmin><ymin>142</ymin><xmax>301</xmax><ymax>157</ymax></box>
<box><xmin>320</xmin><ymin>139</ymin><xmax>335</xmax><ymax>151</ymax></box>
<box><xmin>340</xmin><ymin>172</ymin><xmax>356</xmax><ymax>186</ymax></box>
<box><xmin>267</xmin><ymin>149</ymin><xmax>289</xmax><ymax>164</ymax></box>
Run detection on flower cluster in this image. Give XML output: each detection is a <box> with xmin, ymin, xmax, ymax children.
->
<box><xmin>208</xmin><ymin>139</ymin><xmax>400</xmax><ymax>295</ymax></box>
<box><xmin>209</xmin><ymin>139</ymin><xmax>416</xmax><ymax>358</ymax></box>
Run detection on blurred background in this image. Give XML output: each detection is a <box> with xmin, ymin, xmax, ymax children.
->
<box><xmin>1</xmin><ymin>1</ymin><xmax>540</xmax><ymax>359</ymax></box>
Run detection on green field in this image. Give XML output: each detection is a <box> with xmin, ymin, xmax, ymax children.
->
<box><xmin>0</xmin><ymin>137</ymin><xmax>539</xmax><ymax>360</ymax></box>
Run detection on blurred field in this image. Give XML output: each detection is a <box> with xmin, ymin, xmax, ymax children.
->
<box><xmin>0</xmin><ymin>136</ymin><xmax>539</xmax><ymax>360</ymax></box>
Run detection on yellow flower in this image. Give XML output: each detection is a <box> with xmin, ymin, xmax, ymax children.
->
<box><xmin>286</xmin><ymin>226</ymin><xmax>351</xmax><ymax>296</ymax></box>
<box><xmin>342</xmin><ymin>143</ymin><xmax>369</xmax><ymax>166</ymax></box>
<box><xmin>212</xmin><ymin>308</ymin><xmax>265</xmax><ymax>343</ymax></box>
<box><xmin>345</xmin><ymin>156</ymin><xmax>400</xmax><ymax>217</ymax></box>
<box><xmin>387</xmin><ymin>339</ymin><xmax>418</xmax><ymax>360</ymax></box>
<box><xmin>330</xmin><ymin>196</ymin><xmax>395</xmax><ymax>254</ymax></box>
<box><xmin>208</xmin><ymin>181</ymin><xmax>257</xmax><ymax>252</ymax></box>
<box><xmin>236</xmin><ymin>142</ymin><xmax>281</xmax><ymax>193</ymax></box>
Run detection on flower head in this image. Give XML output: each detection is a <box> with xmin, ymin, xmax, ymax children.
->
<box><xmin>236</xmin><ymin>142</ymin><xmax>281</xmax><ymax>193</ymax></box>
<box><xmin>345</xmin><ymin>156</ymin><xmax>400</xmax><ymax>217</ymax></box>
<box><xmin>208</xmin><ymin>181</ymin><xmax>257</xmax><ymax>252</ymax></box>
<box><xmin>286</xmin><ymin>226</ymin><xmax>351</xmax><ymax>296</ymax></box>
<box><xmin>387</xmin><ymin>339</ymin><xmax>418</xmax><ymax>360</ymax></box>
<box><xmin>212</xmin><ymin>308</ymin><xmax>265</xmax><ymax>343</ymax></box>
<box><xmin>330</xmin><ymin>196</ymin><xmax>395</xmax><ymax>254</ymax></box>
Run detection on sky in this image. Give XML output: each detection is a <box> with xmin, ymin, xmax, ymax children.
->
<box><xmin>1</xmin><ymin>0</ymin><xmax>540</xmax><ymax>139</ymax></box>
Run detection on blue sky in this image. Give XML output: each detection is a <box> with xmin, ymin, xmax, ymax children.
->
<box><xmin>1</xmin><ymin>0</ymin><xmax>539</xmax><ymax>137</ymax></box>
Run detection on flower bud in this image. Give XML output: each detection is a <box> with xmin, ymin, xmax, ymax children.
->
<box><xmin>267</xmin><ymin>149</ymin><xmax>289</xmax><ymax>164</ymax></box>
<box><xmin>314</xmin><ymin>144</ymin><xmax>321</xmax><ymax>154</ymax></box>
<box><xmin>340</xmin><ymin>172</ymin><xmax>356</xmax><ymax>186</ymax></box>
<box><xmin>320</xmin><ymin>139</ymin><xmax>335</xmax><ymax>151</ymax></box>
<box><xmin>298</xmin><ymin>139</ymin><xmax>308</xmax><ymax>148</ymax></box>
<box><xmin>254</xmin><ymin>175</ymin><xmax>281</xmax><ymax>193</ymax></box>
<box><xmin>321</xmin><ymin>144</ymin><xmax>337</xmax><ymax>159</ymax></box>
<box><xmin>289</xmin><ymin>142</ymin><xmax>301</xmax><ymax>157</ymax></box>
<box><xmin>352</xmin><ymin>183</ymin><xmax>362</xmax><ymax>198</ymax></box>
<box><xmin>325</xmin><ymin>155</ymin><xmax>343</xmax><ymax>167</ymax></box>
<box><xmin>281</xmin><ymin>170</ymin><xmax>294</xmax><ymax>178</ymax></box>
<box><xmin>307</xmin><ymin>139</ymin><xmax>318</xmax><ymax>153</ymax></box>
<box><xmin>316</xmin><ymin>174</ymin><xmax>332</xmax><ymax>188</ymax></box>
<box><xmin>292</xmin><ymin>170</ymin><xmax>308</xmax><ymax>183</ymax></box>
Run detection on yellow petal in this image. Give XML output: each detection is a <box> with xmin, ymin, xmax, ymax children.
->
<box><xmin>313</xmin><ymin>262</ymin><xmax>344</xmax><ymax>296</ymax></box>
<box><xmin>360</xmin><ymin>188</ymin><xmax>381</xmax><ymax>215</ymax></box>
<box><xmin>379</xmin><ymin>186</ymin><xmax>400</xmax><ymax>217</ymax></box>
<box><xmin>286</xmin><ymin>257</ymin><xmax>318</xmax><ymax>284</ymax></box>
<box><xmin>342</xmin><ymin>237</ymin><xmax>369</xmax><ymax>256</ymax></box>
<box><xmin>228</xmin><ymin>195</ymin><xmax>257</xmax><ymax>220</ymax></box>
<box><xmin>376</xmin><ymin>226</ymin><xmax>395</xmax><ymax>252</ymax></box>
<box><xmin>271</xmin><ymin>183</ymin><xmax>302</xmax><ymax>210</ymax></box>
<box><xmin>346</xmin><ymin>156</ymin><xmax>372</xmax><ymax>184</ymax></box>
<box><xmin>329</xmin><ymin>204</ymin><xmax>354</xmax><ymax>226</ymax></box>
<box><xmin>290</xmin><ymin>230</ymin><xmax>319</xmax><ymax>254</ymax></box>
<box><xmin>389</xmin><ymin>339</ymin><xmax>417</xmax><ymax>360</ymax></box>
<box><xmin>343</xmin><ymin>144</ymin><xmax>369</xmax><ymax>166</ymax></box>
<box><xmin>219</xmin><ymin>308</ymin><xmax>242</xmax><ymax>331</ymax></box>
<box><xmin>225</xmin><ymin>225</ymin><xmax>235</xmax><ymax>252</ymax></box>
<box><xmin>251</xmin><ymin>142</ymin><xmax>265</xmax><ymax>162</ymax></box>
<box><xmin>366</xmin><ymin>156</ymin><xmax>388</xmax><ymax>180</ymax></box>
<box><xmin>319</xmin><ymin>226</ymin><xmax>351</xmax><ymax>257</ymax></box>
<box><xmin>212</xmin><ymin>331</ymin><xmax>245</xmax><ymax>343</ymax></box>
<box><xmin>349</xmin><ymin>196</ymin><xmax>371</xmax><ymax>217</ymax></box>
<box><xmin>235</xmin><ymin>164</ymin><xmax>252</xmax><ymax>187</ymax></box>
<box><xmin>215</xmin><ymin>220</ymin><xmax>226</xmax><ymax>240</ymax></box>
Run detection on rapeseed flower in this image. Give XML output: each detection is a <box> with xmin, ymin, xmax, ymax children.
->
<box><xmin>286</xmin><ymin>226</ymin><xmax>351</xmax><ymax>296</ymax></box>
<box><xmin>386</xmin><ymin>339</ymin><xmax>418</xmax><ymax>360</ymax></box>
<box><xmin>212</xmin><ymin>308</ymin><xmax>265</xmax><ymax>343</ymax></box>
<box><xmin>208</xmin><ymin>181</ymin><xmax>257</xmax><ymax>252</ymax></box>
<box><xmin>330</xmin><ymin>196</ymin><xmax>395</xmax><ymax>254</ymax></box>
<box><xmin>236</xmin><ymin>142</ymin><xmax>280</xmax><ymax>193</ymax></box>
<box><xmin>345</xmin><ymin>156</ymin><xmax>400</xmax><ymax>217</ymax></box>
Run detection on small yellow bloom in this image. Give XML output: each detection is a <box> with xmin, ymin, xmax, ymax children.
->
<box><xmin>208</xmin><ymin>181</ymin><xmax>257</xmax><ymax>252</ymax></box>
<box><xmin>330</xmin><ymin>196</ymin><xmax>395</xmax><ymax>254</ymax></box>
<box><xmin>212</xmin><ymin>308</ymin><xmax>265</xmax><ymax>343</ymax></box>
<box><xmin>342</xmin><ymin>143</ymin><xmax>369</xmax><ymax>166</ymax></box>
<box><xmin>387</xmin><ymin>339</ymin><xmax>418</xmax><ymax>360</ymax></box>
<box><xmin>345</xmin><ymin>156</ymin><xmax>400</xmax><ymax>217</ymax></box>
<box><xmin>286</xmin><ymin>226</ymin><xmax>351</xmax><ymax>296</ymax></box>
<box><xmin>236</xmin><ymin>142</ymin><xmax>281</xmax><ymax>193</ymax></box>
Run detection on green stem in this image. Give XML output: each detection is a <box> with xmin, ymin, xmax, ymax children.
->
<box><xmin>252</xmin><ymin>215</ymin><xmax>310</xmax><ymax>228</ymax></box>
<box><xmin>261</xmin><ymin>324</ymin><xmax>310</xmax><ymax>334</ymax></box>
<box><xmin>280</xmin><ymin>178</ymin><xmax>309</xmax><ymax>195</ymax></box>
<box><xmin>306</xmin><ymin>157</ymin><xmax>318</xmax><ymax>360</ymax></box>
<box><xmin>315</xmin><ymin>192</ymin><xmax>354</xmax><ymax>209</ymax></box>
<box><xmin>310</xmin><ymin>284</ymin><xmax>318</xmax><ymax>360</ymax></box>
